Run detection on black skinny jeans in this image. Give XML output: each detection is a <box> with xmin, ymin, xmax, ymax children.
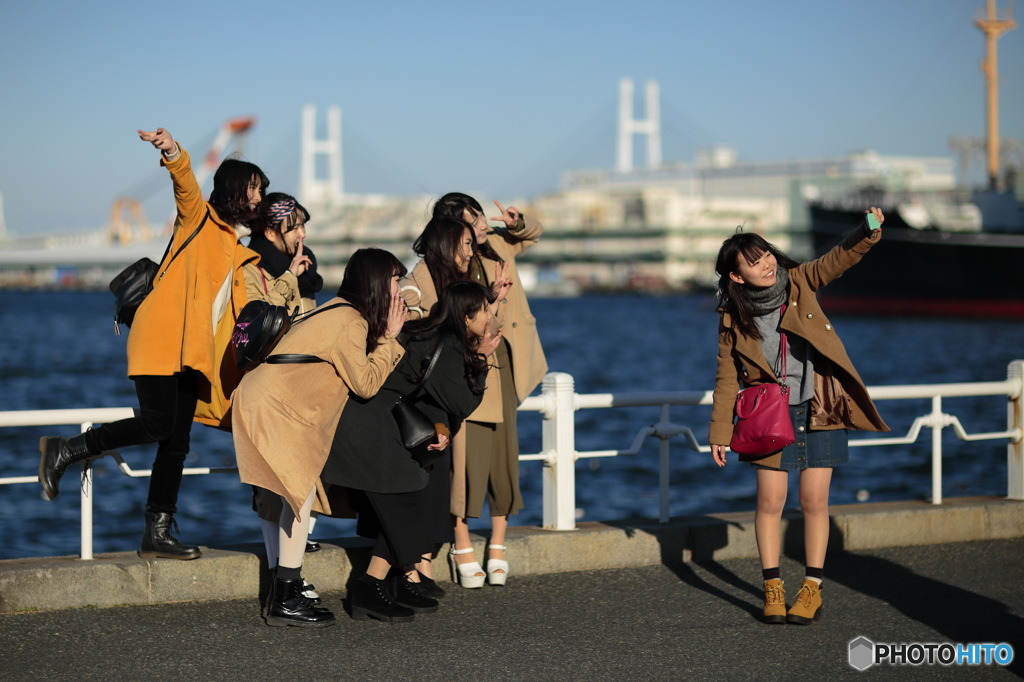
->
<box><xmin>87</xmin><ymin>371</ymin><xmax>198</xmax><ymax>514</ymax></box>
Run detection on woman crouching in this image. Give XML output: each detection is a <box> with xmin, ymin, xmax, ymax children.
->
<box><xmin>232</xmin><ymin>248</ymin><xmax>407</xmax><ymax>627</ymax></box>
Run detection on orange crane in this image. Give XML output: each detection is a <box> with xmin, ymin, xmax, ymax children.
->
<box><xmin>106</xmin><ymin>116</ymin><xmax>258</xmax><ymax>244</ymax></box>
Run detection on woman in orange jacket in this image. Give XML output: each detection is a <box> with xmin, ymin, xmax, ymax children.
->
<box><xmin>38</xmin><ymin>128</ymin><xmax>266</xmax><ymax>560</ymax></box>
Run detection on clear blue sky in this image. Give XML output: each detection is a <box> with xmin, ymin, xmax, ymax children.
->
<box><xmin>1</xmin><ymin>0</ymin><xmax>1021</xmax><ymax>234</ymax></box>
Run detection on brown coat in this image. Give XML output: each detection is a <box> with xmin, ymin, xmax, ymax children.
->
<box><xmin>231</xmin><ymin>297</ymin><xmax>405</xmax><ymax>516</ymax></box>
<box><xmin>710</xmin><ymin>226</ymin><xmax>889</xmax><ymax>468</ymax></box>
<box><xmin>126</xmin><ymin>146</ymin><xmax>259</xmax><ymax>428</ymax></box>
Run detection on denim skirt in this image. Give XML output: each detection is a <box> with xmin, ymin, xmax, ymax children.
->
<box><xmin>751</xmin><ymin>400</ymin><xmax>849</xmax><ymax>471</ymax></box>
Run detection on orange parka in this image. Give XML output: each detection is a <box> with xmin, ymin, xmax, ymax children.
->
<box><xmin>125</xmin><ymin>145</ymin><xmax>259</xmax><ymax>428</ymax></box>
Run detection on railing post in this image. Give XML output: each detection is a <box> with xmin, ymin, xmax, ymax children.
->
<box><xmin>541</xmin><ymin>372</ymin><xmax>577</xmax><ymax>530</ymax></box>
<box><xmin>80</xmin><ymin>422</ymin><xmax>94</xmax><ymax>560</ymax></box>
<box><xmin>930</xmin><ymin>396</ymin><xmax>943</xmax><ymax>505</ymax></box>
<box><xmin>659</xmin><ymin>404</ymin><xmax>670</xmax><ymax>523</ymax></box>
<box><xmin>1008</xmin><ymin>360</ymin><xmax>1024</xmax><ymax>500</ymax></box>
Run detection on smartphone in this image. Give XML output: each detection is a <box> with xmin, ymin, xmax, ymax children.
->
<box><xmin>866</xmin><ymin>213</ymin><xmax>882</xmax><ymax>231</ymax></box>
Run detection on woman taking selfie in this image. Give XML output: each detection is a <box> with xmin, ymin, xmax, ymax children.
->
<box><xmin>709</xmin><ymin>209</ymin><xmax>889</xmax><ymax>625</ymax></box>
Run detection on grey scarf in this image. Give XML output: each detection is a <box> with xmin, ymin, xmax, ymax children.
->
<box><xmin>747</xmin><ymin>268</ymin><xmax>789</xmax><ymax>316</ymax></box>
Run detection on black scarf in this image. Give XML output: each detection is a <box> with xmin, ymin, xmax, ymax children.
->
<box><xmin>247</xmin><ymin>234</ymin><xmax>323</xmax><ymax>299</ymax></box>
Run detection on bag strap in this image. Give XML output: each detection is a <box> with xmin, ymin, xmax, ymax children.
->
<box><xmin>262</xmin><ymin>302</ymin><xmax>354</xmax><ymax>365</ymax></box>
<box><xmin>396</xmin><ymin>334</ymin><xmax>448</xmax><ymax>404</ymax></box>
<box><xmin>158</xmin><ymin>208</ymin><xmax>210</xmax><ymax>281</ymax></box>
<box><xmin>264</xmin><ymin>354</ymin><xmax>326</xmax><ymax>365</ymax></box>
<box><xmin>777</xmin><ymin>304</ymin><xmax>788</xmax><ymax>382</ymax></box>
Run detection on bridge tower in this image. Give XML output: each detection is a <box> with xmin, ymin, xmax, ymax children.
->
<box><xmin>300</xmin><ymin>104</ymin><xmax>344</xmax><ymax>208</ymax></box>
<box><xmin>617</xmin><ymin>78</ymin><xmax>662</xmax><ymax>173</ymax></box>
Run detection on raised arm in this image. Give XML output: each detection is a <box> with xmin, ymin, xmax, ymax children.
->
<box><xmin>138</xmin><ymin>127</ymin><xmax>204</xmax><ymax>231</ymax></box>
<box><xmin>331</xmin><ymin>309</ymin><xmax>405</xmax><ymax>399</ymax></box>
<box><xmin>799</xmin><ymin>208</ymin><xmax>883</xmax><ymax>291</ymax></box>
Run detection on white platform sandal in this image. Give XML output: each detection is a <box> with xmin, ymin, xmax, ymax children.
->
<box><xmin>486</xmin><ymin>544</ymin><xmax>509</xmax><ymax>586</ymax></box>
<box><xmin>448</xmin><ymin>547</ymin><xmax>485</xmax><ymax>589</ymax></box>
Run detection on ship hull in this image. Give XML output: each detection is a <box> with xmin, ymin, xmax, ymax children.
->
<box><xmin>809</xmin><ymin>204</ymin><xmax>1024</xmax><ymax>318</ymax></box>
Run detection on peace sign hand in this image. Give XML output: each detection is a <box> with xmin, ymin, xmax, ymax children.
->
<box><xmin>489</xmin><ymin>200</ymin><xmax>522</xmax><ymax>230</ymax></box>
<box><xmin>490</xmin><ymin>261</ymin><xmax>513</xmax><ymax>302</ymax></box>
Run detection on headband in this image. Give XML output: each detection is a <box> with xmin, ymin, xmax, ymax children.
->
<box><xmin>266</xmin><ymin>198</ymin><xmax>296</xmax><ymax>226</ymax></box>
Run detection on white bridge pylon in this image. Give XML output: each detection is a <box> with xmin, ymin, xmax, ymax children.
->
<box><xmin>617</xmin><ymin>78</ymin><xmax>662</xmax><ymax>173</ymax></box>
<box><xmin>300</xmin><ymin>104</ymin><xmax>344</xmax><ymax>208</ymax></box>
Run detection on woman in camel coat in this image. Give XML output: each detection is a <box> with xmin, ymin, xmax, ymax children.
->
<box><xmin>232</xmin><ymin>248</ymin><xmax>407</xmax><ymax>627</ymax></box>
<box><xmin>409</xmin><ymin>193</ymin><xmax>547</xmax><ymax>588</ymax></box>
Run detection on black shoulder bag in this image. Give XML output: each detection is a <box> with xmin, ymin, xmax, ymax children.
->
<box><xmin>392</xmin><ymin>335</ymin><xmax>448</xmax><ymax>468</ymax></box>
<box><xmin>109</xmin><ymin>209</ymin><xmax>210</xmax><ymax>333</ymax></box>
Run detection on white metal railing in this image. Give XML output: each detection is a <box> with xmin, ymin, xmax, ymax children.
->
<box><xmin>2</xmin><ymin>361</ymin><xmax>1021</xmax><ymax>558</ymax></box>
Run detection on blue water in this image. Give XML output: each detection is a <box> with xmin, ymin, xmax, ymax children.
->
<box><xmin>1</xmin><ymin>290</ymin><xmax>1021</xmax><ymax>560</ymax></box>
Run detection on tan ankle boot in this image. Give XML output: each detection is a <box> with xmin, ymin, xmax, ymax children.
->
<box><xmin>786</xmin><ymin>579</ymin><xmax>823</xmax><ymax>624</ymax></box>
<box><xmin>762</xmin><ymin>578</ymin><xmax>786</xmax><ymax>624</ymax></box>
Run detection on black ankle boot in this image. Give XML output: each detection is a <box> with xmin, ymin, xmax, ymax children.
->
<box><xmin>391</xmin><ymin>573</ymin><xmax>439</xmax><ymax>613</ymax></box>
<box><xmin>138</xmin><ymin>511</ymin><xmax>202</xmax><ymax>560</ymax></box>
<box><xmin>350</xmin><ymin>576</ymin><xmax>415</xmax><ymax>623</ymax></box>
<box><xmin>38</xmin><ymin>434</ymin><xmax>101</xmax><ymax>501</ymax></box>
<box><xmin>265</xmin><ymin>578</ymin><xmax>336</xmax><ymax>628</ymax></box>
<box><xmin>417</xmin><ymin>574</ymin><xmax>446</xmax><ymax>599</ymax></box>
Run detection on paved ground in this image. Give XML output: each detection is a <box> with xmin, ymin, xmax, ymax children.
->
<box><xmin>1</xmin><ymin>538</ymin><xmax>1021</xmax><ymax>681</ymax></box>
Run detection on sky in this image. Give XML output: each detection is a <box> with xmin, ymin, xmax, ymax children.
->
<box><xmin>1</xmin><ymin>0</ymin><xmax>1022</xmax><ymax>235</ymax></box>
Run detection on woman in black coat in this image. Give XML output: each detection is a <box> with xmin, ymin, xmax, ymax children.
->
<box><xmin>322</xmin><ymin>281</ymin><xmax>501</xmax><ymax>623</ymax></box>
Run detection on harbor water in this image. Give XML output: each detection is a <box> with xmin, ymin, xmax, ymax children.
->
<box><xmin>1</xmin><ymin>290</ymin><xmax>1021</xmax><ymax>560</ymax></box>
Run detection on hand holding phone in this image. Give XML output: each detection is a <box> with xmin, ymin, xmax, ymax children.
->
<box><xmin>866</xmin><ymin>212</ymin><xmax>882</xmax><ymax>231</ymax></box>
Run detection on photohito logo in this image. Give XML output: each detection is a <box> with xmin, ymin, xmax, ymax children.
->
<box><xmin>849</xmin><ymin>636</ymin><xmax>1014</xmax><ymax>670</ymax></box>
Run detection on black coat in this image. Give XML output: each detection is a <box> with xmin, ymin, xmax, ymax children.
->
<box><xmin>322</xmin><ymin>334</ymin><xmax>484</xmax><ymax>494</ymax></box>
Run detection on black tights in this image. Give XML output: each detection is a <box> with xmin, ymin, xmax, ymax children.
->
<box><xmin>86</xmin><ymin>371</ymin><xmax>198</xmax><ymax>514</ymax></box>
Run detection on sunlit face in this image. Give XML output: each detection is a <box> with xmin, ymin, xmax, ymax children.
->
<box><xmin>268</xmin><ymin>213</ymin><xmax>307</xmax><ymax>256</ymax></box>
<box><xmin>463</xmin><ymin>208</ymin><xmax>489</xmax><ymax>244</ymax></box>
<box><xmin>246</xmin><ymin>176</ymin><xmax>262</xmax><ymax>211</ymax></box>
<box><xmin>465</xmin><ymin>302</ymin><xmax>489</xmax><ymax>338</ymax></box>
<box><xmin>390</xmin><ymin>271</ymin><xmax>401</xmax><ymax>297</ymax></box>
<box><xmin>729</xmin><ymin>249</ymin><xmax>778</xmax><ymax>288</ymax></box>
<box><xmin>454</xmin><ymin>228</ymin><xmax>474</xmax><ymax>273</ymax></box>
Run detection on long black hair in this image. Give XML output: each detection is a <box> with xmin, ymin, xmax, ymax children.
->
<box><xmin>337</xmin><ymin>248</ymin><xmax>407</xmax><ymax>352</ymax></box>
<box><xmin>403</xmin><ymin>281</ymin><xmax>491</xmax><ymax>393</ymax></box>
<box><xmin>208</xmin><ymin>158</ymin><xmax>269</xmax><ymax>227</ymax></box>
<box><xmin>714</xmin><ymin>231</ymin><xmax>800</xmax><ymax>340</ymax></box>
<box><xmin>432</xmin><ymin>192</ymin><xmax>503</xmax><ymax>264</ymax></box>
<box><xmin>412</xmin><ymin>215</ymin><xmax>476</xmax><ymax>300</ymax></box>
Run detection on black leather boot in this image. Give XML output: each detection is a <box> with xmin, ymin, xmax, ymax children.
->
<box><xmin>138</xmin><ymin>511</ymin><xmax>202</xmax><ymax>560</ymax></box>
<box><xmin>391</xmin><ymin>573</ymin><xmax>439</xmax><ymax>613</ymax></box>
<box><xmin>265</xmin><ymin>578</ymin><xmax>336</xmax><ymax>628</ymax></box>
<box><xmin>349</xmin><ymin>575</ymin><xmax>415</xmax><ymax>623</ymax></box>
<box><xmin>38</xmin><ymin>434</ymin><xmax>101</xmax><ymax>501</ymax></box>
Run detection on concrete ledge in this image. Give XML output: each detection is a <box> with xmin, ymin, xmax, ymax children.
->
<box><xmin>1</xmin><ymin>496</ymin><xmax>1021</xmax><ymax>613</ymax></box>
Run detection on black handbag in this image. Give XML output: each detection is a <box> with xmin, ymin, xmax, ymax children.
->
<box><xmin>392</xmin><ymin>336</ymin><xmax>448</xmax><ymax>468</ymax></box>
<box><xmin>232</xmin><ymin>302</ymin><xmax>353</xmax><ymax>371</ymax></box>
<box><xmin>109</xmin><ymin>209</ymin><xmax>210</xmax><ymax>333</ymax></box>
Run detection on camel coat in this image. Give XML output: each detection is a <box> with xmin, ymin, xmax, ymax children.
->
<box><xmin>710</xmin><ymin>226</ymin><xmax>890</xmax><ymax>469</ymax></box>
<box><xmin>231</xmin><ymin>297</ymin><xmax>405</xmax><ymax>517</ymax></box>
<box><xmin>242</xmin><ymin>263</ymin><xmax>315</xmax><ymax>315</ymax></box>
<box><xmin>126</xmin><ymin>145</ymin><xmax>259</xmax><ymax>429</ymax></box>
